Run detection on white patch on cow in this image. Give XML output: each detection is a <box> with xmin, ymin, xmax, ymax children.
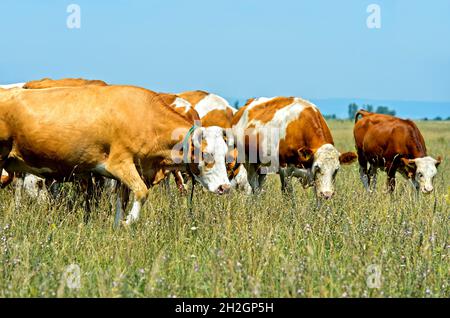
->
<box><xmin>126</xmin><ymin>200</ymin><xmax>142</xmax><ymax>225</ymax></box>
<box><xmin>230</xmin><ymin>165</ymin><xmax>252</xmax><ymax>194</ymax></box>
<box><xmin>233</xmin><ymin>97</ymin><xmax>316</xmax><ymax>166</ymax></box>
<box><xmin>12</xmin><ymin>173</ymin><xmax>48</xmax><ymax>204</ymax></box>
<box><xmin>172</xmin><ymin>97</ymin><xmax>192</xmax><ymax>111</ymax></box>
<box><xmin>0</xmin><ymin>83</ymin><xmax>25</xmax><ymax>89</ymax></box>
<box><xmin>195</xmin><ymin>93</ymin><xmax>237</xmax><ymax>118</ymax></box>
<box><xmin>245</xmin><ymin>97</ymin><xmax>274</xmax><ymax>109</ymax></box>
<box><xmin>412</xmin><ymin>156</ymin><xmax>438</xmax><ymax>193</ymax></box>
<box><xmin>193</xmin><ymin>126</ymin><xmax>231</xmax><ymax>193</ymax></box>
<box><xmin>312</xmin><ymin>144</ymin><xmax>341</xmax><ymax>198</ymax></box>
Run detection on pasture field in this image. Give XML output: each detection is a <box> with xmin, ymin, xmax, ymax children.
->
<box><xmin>0</xmin><ymin>121</ymin><xmax>448</xmax><ymax>298</ymax></box>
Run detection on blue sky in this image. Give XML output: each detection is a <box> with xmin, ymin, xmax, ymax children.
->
<box><xmin>1</xmin><ymin>0</ymin><xmax>449</xmax><ymax>117</ymax></box>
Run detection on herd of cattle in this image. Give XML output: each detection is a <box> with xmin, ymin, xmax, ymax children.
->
<box><xmin>0</xmin><ymin>78</ymin><xmax>442</xmax><ymax>225</ymax></box>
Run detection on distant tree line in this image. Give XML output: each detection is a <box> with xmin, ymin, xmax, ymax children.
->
<box><xmin>422</xmin><ymin>116</ymin><xmax>450</xmax><ymax>121</ymax></box>
<box><xmin>348</xmin><ymin>103</ymin><xmax>395</xmax><ymax>120</ymax></box>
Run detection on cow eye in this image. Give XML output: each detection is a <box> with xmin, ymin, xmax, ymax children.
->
<box><xmin>417</xmin><ymin>172</ymin><xmax>423</xmax><ymax>178</ymax></box>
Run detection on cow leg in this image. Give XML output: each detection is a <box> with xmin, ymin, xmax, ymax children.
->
<box><xmin>105</xmin><ymin>159</ymin><xmax>148</xmax><ymax>225</ymax></box>
<box><xmin>386</xmin><ymin>169</ymin><xmax>396</xmax><ymax>193</ymax></box>
<box><xmin>161</xmin><ymin>174</ymin><xmax>171</xmax><ymax>194</ymax></box>
<box><xmin>173</xmin><ymin>171</ymin><xmax>187</xmax><ymax>194</ymax></box>
<box><xmin>83</xmin><ymin>177</ymin><xmax>95</xmax><ymax>223</ymax></box>
<box><xmin>13</xmin><ymin>175</ymin><xmax>24</xmax><ymax>208</ymax></box>
<box><xmin>279</xmin><ymin>168</ymin><xmax>293</xmax><ymax>195</ymax></box>
<box><xmin>46</xmin><ymin>179</ymin><xmax>61</xmax><ymax>201</ymax></box>
<box><xmin>387</xmin><ymin>176</ymin><xmax>396</xmax><ymax>193</ymax></box>
<box><xmin>258</xmin><ymin>174</ymin><xmax>267</xmax><ymax>191</ymax></box>
<box><xmin>368</xmin><ymin>165</ymin><xmax>378</xmax><ymax>192</ymax></box>
<box><xmin>245</xmin><ymin>164</ymin><xmax>260</xmax><ymax>193</ymax></box>
<box><xmin>359</xmin><ymin>165</ymin><xmax>370</xmax><ymax>191</ymax></box>
<box><xmin>385</xmin><ymin>161</ymin><xmax>397</xmax><ymax>193</ymax></box>
<box><xmin>113</xmin><ymin>182</ymin><xmax>130</xmax><ymax>228</ymax></box>
<box><xmin>358</xmin><ymin>153</ymin><xmax>370</xmax><ymax>191</ymax></box>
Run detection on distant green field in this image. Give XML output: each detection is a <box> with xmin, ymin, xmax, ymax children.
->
<box><xmin>0</xmin><ymin>120</ymin><xmax>448</xmax><ymax>297</ymax></box>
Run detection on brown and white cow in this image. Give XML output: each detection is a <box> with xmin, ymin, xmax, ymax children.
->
<box><xmin>0</xmin><ymin>85</ymin><xmax>231</xmax><ymax>224</ymax></box>
<box><xmin>232</xmin><ymin>97</ymin><xmax>357</xmax><ymax>198</ymax></box>
<box><xmin>354</xmin><ymin>110</ymin><xmax>442</xmax><ymax>194</ymax></box>
<box><xmin>177</xmin><ymin>90</ymin><xmax>237</xmax><ymax>128</ymax></box>
<box><xmin>177</xmin><ymin>90</ymin><xmax>251</xmax><ymax>193</ymax></box>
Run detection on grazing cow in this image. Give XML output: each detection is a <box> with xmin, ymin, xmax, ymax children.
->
<box><xmin>0</xmin><ymin>83</ymin><xmax>49</xmax><ymax>201</ymax></box>
<box><xmin>232</xmin><ymin>97</ymin><xmax>357</xmax><ymax>198</ymax></box>
<box><xmin>0</xmin><ymin>85</ymin><xmax>231</xmax><ymax>224</ymax></box>
<box><xmin>23</xmin><ymin>77</ymin><xmax>107</xmax><ymax>89</ymax></box>
<box><xmin>1</xmin><ymin>80</ymin><xmax>108</xmax><ymax>207</ymax></box>
<box><xmin>354</xmin><ymin>110</ymin><xmax>442</xmax><ymax>193</ymax></box>
<box><xmin>177</xmin><ymin>90</ymin><xmax>237</xmax><ymax>128</ymax></box>
<box><xmin>177</xmin><ymin>90</ymin><xmax>251</xmax><ymax>193</ymax></box>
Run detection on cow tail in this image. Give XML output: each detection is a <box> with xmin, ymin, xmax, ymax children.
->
<box><xmin>355</xmin><ymin>109</ymin><xmax>370</xmax><ymax>123</ymax></box>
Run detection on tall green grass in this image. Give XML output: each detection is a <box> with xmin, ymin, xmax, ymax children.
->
<box><xmin>0</xmin><ymin>121</ymin><xmax>448</xmax><ymax>297</ymax></box>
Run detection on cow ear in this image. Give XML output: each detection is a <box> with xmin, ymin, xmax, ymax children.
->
<box><xmin>401</xmin><ymin>158</ymin><xmax>416</xmax><ymax>169</ymax></box>
<box><xmin>297</xmin><ymin>147</ymin><xmax>314</xmax><ymax>164</ymax></box>
<box><xmin>435</xmin><ymin>156</ymin><xmax>442</xmax><ymax>168</ymax></box>
<box><xmin>339</xmin><ymin>152</ymin><xmax>357</xmax><ymax>165</ymax></box>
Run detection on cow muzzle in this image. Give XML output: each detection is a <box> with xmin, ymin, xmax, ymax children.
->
<box><xmin>421</xmin><ymin>186</ymin><xmax>434</xmax><ymax>194</ymax></box>
<box><xmin>216</xmin><ymin>184</ymin><xmax>231</xmax><ymax>195</ymax></box>
<box><xmin>320</xmin><ymin>191</ymin><xmax>334</xmax><ymax>200</ymax></box>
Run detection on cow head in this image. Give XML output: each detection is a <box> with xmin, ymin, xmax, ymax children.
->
<box><xmin>188</xmin><ymin>126</ymin><xmax>232</xmax><ymax>194</ymax></box>
<box><xmin>299</xmin><ymin>144</ymin><xmax>357</xmax><ymax>199</ymax></box>
<box><xmin>401</xmin><ymin>156</ymin><xmax>442</xmax><ymax>194</ymax></box>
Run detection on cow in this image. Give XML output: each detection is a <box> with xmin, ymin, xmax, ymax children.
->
<box><xmin>0</xmin><ymin>85</ymin><xmax>231</xmax><ymax>225</ymax></box>
<box><xmin>232</xmin><ymin>96</ymin><xmax>357</xmax><ymax>199</ymax></box>
<box><xmin>354</xmin><ymin>110</ymin><xmax>442</xmax><ymax>194</ymax></box>
<box><xmin>1</xmin><ymin>80</ymin><xmax>108</xmax><ymax>207</ymax></box>
<box><xmin>177</xmin><ymin>90</ymin><xmax>251</xmax><ymax>193</ymax></box>
<box><xmin>23</xmin><ymin>77</ymin><xmax>107</xmax><ymax>89</ymax></box>
<box><xmin>177</xmin><ymin>90</ymin><xmax>237</xmax><ymax>128</ymax></box>
<box><xmin>0</xmin><ymin>83</ymin><xmax>49</xmax><ymax>201</ymax></box>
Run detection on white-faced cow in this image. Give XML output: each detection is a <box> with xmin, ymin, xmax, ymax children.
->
<box><xmin>177</xmin><ymin>90</ymin><xmax>251</xmax><ymax>194</ymax></box>
<box><xmin>354</xmin><ymin>110</ymin><xmax>442</xmax><ymax>194</ymax></box>
<box><xmin>0</xmin><ymin>85</ymin><xmax>231</xmax><ymax>224</ymax></box>
<box><xmin>232</xmin><ymin>96</ymin><xmax>357</xmax><ymax>199</ymax></box>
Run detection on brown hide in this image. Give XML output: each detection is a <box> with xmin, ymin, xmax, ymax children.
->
<box><xmin>353</xmin><ymin>110</ymin><xmax>427</xmax><ymax>172</ymax></box>
<box><xmin>0</xmin><ymin>85</ymin><xmax>192</xmax><ymax>187</ymax></box>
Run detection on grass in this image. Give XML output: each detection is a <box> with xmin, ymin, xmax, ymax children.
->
<box><xmin>0</xmin><ymin>120</ymin><xmax>448</xmax><ymax>298</ymax></box>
